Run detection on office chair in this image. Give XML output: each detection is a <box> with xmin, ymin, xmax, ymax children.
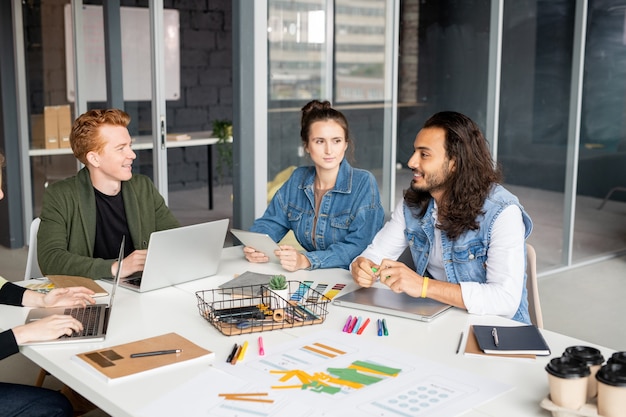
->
<box><xmin>24</xmin><ymin>217</ymin><xmax>44</xmax><ymax>280</ymax></box>
<box><xmin>525</xmin><ymin>243</ymin><xmax>544</xmax><ymax>329</ymax></box>
<box><xmin>24</xmin><ymin>218</ymin><xmax>51</xmax><ymax>386</ymax></box>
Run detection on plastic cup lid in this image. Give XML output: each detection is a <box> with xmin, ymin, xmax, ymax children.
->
<box><xmin>546</xmin><ymin>356</ymin><xmax>590</xmax><ymax>379</ymax></box>
<box><xmin>564</xmin><ymin>345</ymin><xmax>605</xmax><ymax>366</ymax></box>
<box><xmin>596</xmin><ymin>363</ymin><xmax>626</xmax><ymax>387</ymax></box>
<box><xmin>607</xmin><ymin>351</ymin><xmax>626</xmax><ymax>366</ymax></box>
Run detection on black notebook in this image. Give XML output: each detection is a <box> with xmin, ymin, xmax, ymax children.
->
<box><xmin>473</xmin><ymin>324</ymin><xmax>551</xmax><ymax>356</ymax></box>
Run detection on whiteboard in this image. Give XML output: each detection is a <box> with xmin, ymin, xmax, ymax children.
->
<box><xmin>64</xmin><ymin>5</ymin><xmax>180</xmax><ymax>102</ymax></box>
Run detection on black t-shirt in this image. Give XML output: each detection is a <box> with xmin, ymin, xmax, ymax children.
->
<box><xmin>93</xmin><ymin>188</ymin><xmax>133</xmax><ymax>259</ymax></box>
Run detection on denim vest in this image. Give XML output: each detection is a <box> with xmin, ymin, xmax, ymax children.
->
<box><xmin>251</xmin><ymin>159</ymin><xmax>385</xmax><ymax>270</ymax></box>
<box><xmin>404</xmin><ymin>185</ymin><xmax>533</xmax><ymax>323</ymax></box>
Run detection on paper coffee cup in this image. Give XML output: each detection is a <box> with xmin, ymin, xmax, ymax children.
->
<box><xmin>596</xmin><ymin>363</ymin><xmax>626</xmax><ymax>417</ymax></box>
<box><xmin>564</xmin><ymin>345</ymin><xmax>605</xmax><ymax>399</ymax></box>
<box><xmin>545</xmin><ymin>356</ymin><xmax>590</xmax><ymax>410</ymax></box>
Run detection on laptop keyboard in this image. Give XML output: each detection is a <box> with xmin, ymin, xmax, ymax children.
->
<box><xmin>62</xmin><ymin>305</ymin><xmax>102</xmax><ymax>338</ymax></box>
<box><xmin>125</xmin><ymin>276</ymin><xmax>142</xmax><ymax>287</ymax></box>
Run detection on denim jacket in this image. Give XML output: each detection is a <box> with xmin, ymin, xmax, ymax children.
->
<box><xmin>404</xmin><ymin>184</ymin><xmax>533</xmax><ymax>323</ymax></box>
<box><xmin>251</xmin><ymin>160</ymin><xmax>385</xmax><ymax>270</ymax></box>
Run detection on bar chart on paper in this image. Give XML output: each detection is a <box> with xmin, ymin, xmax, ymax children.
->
<box><xmin>138</xmin><ymin>331</ymin><xmax>512</xmax><ymax>417</ymax></box>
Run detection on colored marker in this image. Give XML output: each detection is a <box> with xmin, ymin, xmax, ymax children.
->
<box><xmin>342</xmin><ymin>315</ymin><xmax>353</xmax><ymax>332</ymax></box>
<box><xmin>238</xmin><ymin>341</ymin><xmax>249</xmax><ymax>361</ymax></box>
<box><xmin>357</xmin><ymin>318</ymin><xmax>371</xmax><ymax>335</ymax></box>
<box><xmin>347</xmin><ymin>316</ymin><xmax>358</xmax><ymax>333</ymax></box>
<box><xmin>226</xmin><ymin>343</ymin><xmax>239</xmax><ymax>363</ymax></box>
<box><xmin>382</xmin><ymin>318</ymin><xmax>389</xmax><ymax>336</ymax></box>
<box><xmin>231</xmin><ymin>345</ymin><xmax>242</xmax><ymax>365</ymax></box>
<box><xmin>377</xmin><ymin>319</ymin><xmax>383</xmax><ymax>336</ymax></box>
<box><xmin>352</xmin><ymin>316</ymin><xmax>363</xmax><ymax>334</ymax></box>
<box><xmin>258</xmin><ymin>337</ymin><xmax>265</xmax><ymax>356</ymax></box>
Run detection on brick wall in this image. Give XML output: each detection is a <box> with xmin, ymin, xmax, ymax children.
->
<box><xmin>29</xmin><ymin>0</ymin><xmax>232</xmax><ymax>190</ymax></box>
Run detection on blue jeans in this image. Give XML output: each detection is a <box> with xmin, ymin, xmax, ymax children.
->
<box><xmin>0</xmin><ymin>383</ymin><xmax>72</xmax><ymax>417</ymax></box>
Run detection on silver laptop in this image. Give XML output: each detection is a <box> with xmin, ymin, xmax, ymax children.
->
<box><xmin>24</xmin><ymin>236</ymin><xmax>125</xmax><ymax>344</ymax></box>
<box><xmin>120</xmin><ymin>219</ymin><xmax>229</xmax><ymax>292</ymax></box>
<box><xmin>332</xmin><ymin>287</ymin><xmax>452</xmax><ymax>322</ymax></box>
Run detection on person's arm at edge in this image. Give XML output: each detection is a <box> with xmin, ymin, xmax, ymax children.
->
<box><xmin>350</xmin><ymin>199</ymin><xmax>409</xmax><ymax>285</ymax></box>
<box><xmin>38</xmin><ymin>185</ymin><xmax>114</xmax><ymax>279</ymax></box>
<box><xmin>459</xmin><ymin>205</ymin><xmax>526</xmax><ymax>318</ymax></box>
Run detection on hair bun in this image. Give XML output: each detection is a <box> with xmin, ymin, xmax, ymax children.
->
<box><xmin>302</xmin><ymin>99</ymin><xmax>332</xmax><ymax>116</ymax></box>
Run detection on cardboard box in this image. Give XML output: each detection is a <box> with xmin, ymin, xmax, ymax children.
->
<box><xmin>57</xmin><ymin>105</ymin><xmax>72</xmax><ymax>148</ymax></box>
<box><xmin>31</xmin><ymin>105</ymin><xmax>73</xmax><ymax>149</ymax></box>
<box><xmin>31</xmin><ymin>112</ymin><xmax>58</xmax><ymax>149</ymax></box>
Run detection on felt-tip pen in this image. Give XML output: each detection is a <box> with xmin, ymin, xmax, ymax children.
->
<box><xmin>226</xmin><ymin>343</ymin><xmax>238</xmax><ymax>363</ymax></box>
<box><xmin>130</xmin><ymin>349</ymin><xmax>182</xmax><ymax>358</ymax></box>
<box><xmin>342</xmin><ymin>315</ymin><xmax>353</xmax><ymax>332</ymax></box>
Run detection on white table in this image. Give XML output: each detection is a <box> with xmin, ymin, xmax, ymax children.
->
<box><xmin>28</xmin><ymin>131</ymin><xmax>223</xmax><ymax>210</ymax></box>
<box><xmin>1</xmin><ymin>246</ymin><xmax>616</xmax><ymax>417</ymax></box>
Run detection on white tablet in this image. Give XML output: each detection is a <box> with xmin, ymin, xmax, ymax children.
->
<box><xmin>230</xmin><ymin>229</ymin><xmax>281</xmax><ymax>262</ymax></box>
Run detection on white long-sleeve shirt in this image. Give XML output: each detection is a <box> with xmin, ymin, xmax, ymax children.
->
<box><xmin>359</xmin><ymin>200</ymin><xmax>526</xmax><ymax>319</ymax></box>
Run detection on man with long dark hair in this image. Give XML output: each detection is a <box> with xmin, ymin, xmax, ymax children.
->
<box><xmin>351</xmin><ymin>111</ymin><xmax>533</xmax><ymax>323</ymax></box>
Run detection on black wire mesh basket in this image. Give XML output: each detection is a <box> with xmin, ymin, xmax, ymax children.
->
<box><xmin>195</xmin><ymin>280</ymin><xmax>330</xmax><ymax>336</ymax></box>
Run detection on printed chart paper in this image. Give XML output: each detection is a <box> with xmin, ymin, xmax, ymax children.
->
<box><xmin>138</xmin><ymin>330</ymin><xmax>511</xmax><ymax>417</ymax></box>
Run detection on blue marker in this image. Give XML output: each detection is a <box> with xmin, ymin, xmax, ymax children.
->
<box><xmin>377</xmin><ymin>319</ymin><xmax>383</xmax><ymax>336</ymax></box>
<box><xmin>352</xmin><ymin>316</ymin><xmax>363</xmax><ymax>334</ymax></box>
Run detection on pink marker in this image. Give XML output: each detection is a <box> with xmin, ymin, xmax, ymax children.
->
<box><xmin>258</xmin><ymin>336</ymin><xmax>265</xmax><ymax>356</ymax></box>
<box><xmin>342</xmin><ymin>315</ymin><xmax>353</xmax><ymax>332</ymax></box>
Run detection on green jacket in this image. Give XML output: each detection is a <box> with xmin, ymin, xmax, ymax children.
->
<box><xmin>37</xmin><ymin>168</ymin><xmax>180</xmax><ymax>279</ymax></box>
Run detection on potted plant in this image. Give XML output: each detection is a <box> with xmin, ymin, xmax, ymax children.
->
<box><xmin>212</xmin><ymin>119</ymin><xmax>233</xmax><ymax>185</ymax></box>
<box><xmin>268</xmin><ymin>274</ymin><xmax>289</xmax><ymax>309</ymax></box>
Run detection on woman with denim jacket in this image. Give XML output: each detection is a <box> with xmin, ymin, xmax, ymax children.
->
<box><xmin>244</xmin><ymin>100</ymin><xmax>385</xmax><ymax>271</ymax></box>
<box><xmin>351</xmin><ymin>112</ymin><xmax>533</xmax><ymax>323</ymax></box>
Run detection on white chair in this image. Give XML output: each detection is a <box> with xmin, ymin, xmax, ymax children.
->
<box><xmin>24</xmin><ymin>218</ymin><xmax>50</xmax><ymax>387</ymax></box>
<box><xmin>525</xmin><ymin>243</ymin><xmax>544</xmax><ymax>329</ymax></box>
<box><xmin>24</xmin><ymin>217</ymin><xmax>43</xmax><ymax>280</ymax></box>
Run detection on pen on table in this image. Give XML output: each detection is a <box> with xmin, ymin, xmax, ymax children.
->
<box><xmin>226</xmin><ymin>343</ymin><xmax>239</xmax><ymax>363</ymax></box>
<box><xmin>492</xmin><ymin>327</ymin><xmax>499</xmax><ymax>347</ymax></box>
<box><xmin>347</xmin><ymin>316</ymin><xmax>358</xmax><ymax>333</ymax></box>
<box><xmin>356</xmin><ymin>318</ymin><xmax>371</xmax><ymax>335</ymax></box>
<box><xmin>352</xmin><ymin>316</ymin><xmax>363</xmax><ymax>334</ymax></box>
<box><xmin>456</xmin><ymin>332</ymin><xmax>463</xmax><ymax>354</ymax></box>
<box><xmin>342</xmin><ymin>315</ymin><xmax>352</xmax><ymax>332</ymax></box>
<box><xmin>382</xmin><ymin>318</ymin><xmax>389</xmax><ymax>336</ymax></box>
<box><xmin>231</xmin><ymin>345</ymin><xmax>242</xmax><ymax>365</ymax></box>
<box><xmin>377</xmin><ymin>319</ymin><xmax>382</xmax><ymax>336</ymax></box>
<box><xmin>238</xmin><ymin>340</ymin><xmax>249</xmax><ymax>361</ymax></box>
<box><xmin>130</xmin><ymin>349</ymin><xmax>182</xmax><ymax>358</ymax></box>
<box><xmin>258</xmin><ymin>337</ymin><xmax>265</xmax><ymax>356</ymax></box>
